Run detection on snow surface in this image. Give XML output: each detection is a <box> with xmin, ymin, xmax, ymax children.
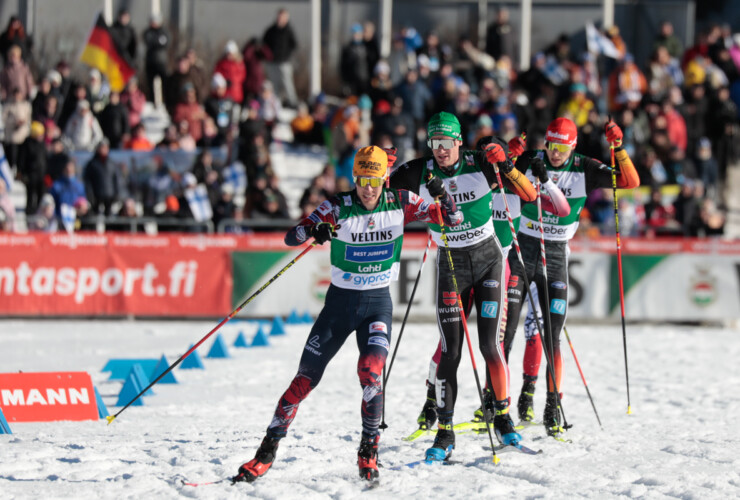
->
<box><xmin>1</xmin><ymin>318</ymin><xmax>739</xmax><ymax>499</ymax></box>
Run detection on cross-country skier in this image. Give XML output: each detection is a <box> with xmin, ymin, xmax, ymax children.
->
<box><xmin>410</xmin><ymin>134</ymin><xmax>568</xmax><ymax>436</ymax></box>
<box><xmin>502</xmin><ymin>117</ymin><xmax>639</xmax><ymax>438</ymax></box>
<box><xmin>233</xmin><ymin>145</ymin><xmax>461</xmax><ymax>483</ymax></box>
<box><xmin>388</xmin><ymin>112</ymin><xmax>536</xmax><ymax>461</ymax></box>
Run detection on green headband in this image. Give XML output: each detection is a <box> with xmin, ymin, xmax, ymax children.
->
<box><xmin>427</xmin><ymin>112</ymin><xmax>462</xmax><ymax>140</ymax></box>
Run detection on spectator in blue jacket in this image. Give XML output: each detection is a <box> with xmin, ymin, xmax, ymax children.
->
<box><xmin>49</xmin><ymin>159</ymin><xmax>86</xmax><ymax>217</ymax></box>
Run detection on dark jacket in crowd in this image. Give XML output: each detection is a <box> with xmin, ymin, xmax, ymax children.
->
<box><xmin>83</xmin><ymin>153</ymin><xmax>121</xmax><ymax>214</ymax></box>
<box><xmin>98</xmin><ymin>101</ymin><xmax>130</xmax><ymax>149</ymax></box>
<box><xmin>262</xmin><ymin>23</ymin><xmax>296</xmax><ymax>63</ymax></box>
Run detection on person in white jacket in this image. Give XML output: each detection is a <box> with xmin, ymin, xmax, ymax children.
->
<box><xmin>62</xmin><ymin>100</ymin><xmax>104</xmax><ymax>152</ymax></box>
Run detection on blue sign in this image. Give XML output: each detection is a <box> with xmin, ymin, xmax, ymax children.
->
<box><xmin>481</xmin><ymin>301</ymin><xmax>499</xmax><ymax>318</ymax></box>
<box><xmin>345</xmin><ymin>242</ymin><xmax>395</xmax><ymax>263</ymax></box>
<box><xmin>550</xmin><ymin>298</ymin><xmax>567</xmax><ymax>315</ymax></box>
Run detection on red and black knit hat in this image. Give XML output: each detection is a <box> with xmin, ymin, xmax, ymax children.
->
<box><xmin>545</xmin><ymin>117</ymin><xmax>578</xmax><ymax>148</ymax></box>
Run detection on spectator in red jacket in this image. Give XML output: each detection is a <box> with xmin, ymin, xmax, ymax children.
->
<box><xmin>213</xmin><ymin>40</ymin><xmax>247</xmax><ymax>105</ymax></box>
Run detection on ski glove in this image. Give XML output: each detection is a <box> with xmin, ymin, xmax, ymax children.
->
<box><xmin>309</xmin><ymin>222</ymin><xmax>338</xmax><ymax>245</ymax></box>
<box><xmin>484</xmin><ymin>143</ymin><xmax>514</xmax><ymax>174</ymax></box>
<box><xmin>485</xmin><ymin>143</ymin><xmax>507</xmax><ymax>164</ymax></box>
<box><xmin>426</xmin><ymin>175</ymin><xmax>447</xmax><ymax>199</ymax></box>
<box><xmin>605</xmin><ymin>120</ymin><xmax>623</xmax><ymax>147</ymax></box>
<box><xmin>507</xmin><ymin>135</ymin><xmax>526</xmax><ymax>159</ymax></box>
<box><xmin>530</xmin><ymin>157</ymin><xmax>549</xmax><ymax>183</ymax></box>
<box><xmin>382</xmin><ymin>147</ymin><xmax>398</xmax><ymax>170</ymax></box>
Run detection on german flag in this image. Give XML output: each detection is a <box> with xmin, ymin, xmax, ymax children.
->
<box><xmin>79</xmin><ymin>13</ymin><xmax>135</xmax><ymax>92</ymax></box>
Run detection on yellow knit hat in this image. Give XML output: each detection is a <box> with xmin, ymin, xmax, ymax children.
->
<box><xmin>353</xmin><ymin>146</ymin><xmax>388</xmax><ymax>178</ymax></box>
<box><xmin>30</xmin><ymin>121</ymin><xmax>45</xmax><ymax>139</ymax></box>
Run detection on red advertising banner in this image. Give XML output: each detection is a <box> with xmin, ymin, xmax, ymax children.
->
<box><xmin>0</xmin><ymin>372</ymin><xmax>100</xmax><ymax>422</ymax></box>
<box><xmin>0</xmin><ymin>233</ymin><xmax>235</xmax><ymax>316</ymax></box>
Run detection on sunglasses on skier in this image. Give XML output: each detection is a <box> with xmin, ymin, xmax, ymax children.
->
<box><xmin>354</xmin><ymin>176</ymin><xmax>384</xmax><ymax>188</ymax></box>
<box><xmin>545</xmin><ymin>141</ymin><xmax>572</xmax><ymax>153</ymax></box>
<box><xmin>427</xmin><ymin>138</ymin><xmax>457</xmax><ymax>150</ymax></box>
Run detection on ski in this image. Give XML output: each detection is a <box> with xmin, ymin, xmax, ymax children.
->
<box><xmin>493</xmin><ymin>442</ymin><xmax>543</xmax><ymax>455</ymax></box>
<box><xmin>361</xmin><ymin>478</ymin><xmax>381</xmax><ymax>490</ymax></box>
<box><xmin>533</xmin><ymin>434</ymin><xmax>573</xmax><ymax>444</ymax></box>
<box><xmin>389</xmin><ymin>458</ymin><xmax>461</xmax><ymax>470</ymax></box>
<box><xmin>452</xmin><ymin>420</ymin><xmax>486</xmax><ymax>434</ymax></box>
<box><xmin>514</xmin><ymin>420</ymin><xmax>541</xmax><ymax>431</ymax></box>
<box><xmin>402</xmin><ymin>427</ymin><xmax>436</xmax><ymax>441</ymax></box>
<box><xmin>180</xmin><ymin>477</ymin><xmax>230</xmax><ymax>487</ymax></box>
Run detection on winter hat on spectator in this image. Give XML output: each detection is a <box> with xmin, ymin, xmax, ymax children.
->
<box><xmin>46</xmin><ymin>69</ymin><xmax>62</xmax><ymax>86</ymax></box>
<box><xmin>165</xmin><ymin>195</ymin><xmax>180</xmax><ymax>212</ymax></box>
<box><xmin>212</xmin><ymin>72</ymin><xmax>227</xmax><ymax>90</ymax></box>
<box><xmin>374</xmin><ymin>99</ymin><xmax>391</xmax><ymax>114</ymax></box>
<box><xmin>684</xmin><ymin>59</ymin><xmax>706</xmax><ymax>87</ymax></box>
<box><xmin>73</xmin><ymin>197</ymin><xmax>88</xmax><ymax>210</ymax></box>
<box><xmin>30</xmin><ymin>121</ymin><xmax>45</xmax><ymax>139</ymax></box>
<box><xmin>374</xmin><ymin>60</ymin><xmax>390</xmax><ymax>75</ymax></box>
<box><xmin>40</xmin><ymin>194</ymin><xmax>55</xmax><ymax>209</ymax></box>
<box><xmin>221</xmin><ymin>182</ymin><xmax>235</xmax><ymax>195</ymax></box>
<box><xmin>224</xmin><ymin>40</ymin><xmax>239</xmax><ymax>55</ymax></box>
<box><xmin>353</xmin><ymin>146</ymin><xmax>388</xmax><ymax>179</ymax></box>
<box><xmin>545</xmin><ymin>117</ymin><xmax>578</xmax><ymax>148</ymax></box>
<box><xmin>182</xmin><ymin>172</ymin><xmax>198</xmax><ymax>188</ymax></box>
<box><xmin>427</xmin><ymin>112</ymin><xmax>462</xmax><ymax>140</ymax></box>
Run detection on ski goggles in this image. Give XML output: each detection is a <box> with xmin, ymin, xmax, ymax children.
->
<box><xmin>354</xmin><ymin>176</ymin><xmax>384</xmax><ymax>188</ymax></box>
<box><xmin>545</xmin><ymin>141</ymin><xmax>572</xmax><ymax>153</ymax></box>
<box><xmin>427</xmin><ymin>138</ymin><xmax>457</xmax><ymax>150</ymax></box>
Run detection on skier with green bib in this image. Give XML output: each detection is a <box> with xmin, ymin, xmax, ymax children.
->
<box><xmin>502</xmin><ymin>117</ymin><xmax>639</xmax><ymax>438</ymax></box>
<box><xmin>389</xmin><ymin>112</ymin><xmax>536</xmax><ymax>461</ymax></box>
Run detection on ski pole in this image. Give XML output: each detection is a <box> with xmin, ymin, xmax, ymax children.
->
<box><xmin>435</xmin><ymin>195</ymin><xmax>499</xmax><ymax>465</ymax></box>
<box><xmin>609</xmin><ymin>140</ymin><xmax>632</xmax><ymax>415</ymax></box>
<box><xmin>534</xmin><ymin>179</ymin><xmax>570</xmax><ymax>429</ymax></box>
<box><xmin>380</xmin><ymin>232</ymin><xmax>432</xmax><ymax>430</ymax></box>
<box><xmin>491</xmin><ymin>163</ymin><xmax>568</xmax><ymax>429</ymax></box>
<box><xmin>107</xmin><ymin>242</ymin><xmax>317</xmax><ymax>424</ymax></box>
<box><xmin>562</xmin><ymin>326</ymin><xmax>602</xmax><ymax>428</ymax></box>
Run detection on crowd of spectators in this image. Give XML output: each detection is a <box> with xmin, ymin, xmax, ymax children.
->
<box><xmin>0</xmin><ymin>7</ymin><xmax>738</xmax><ymax>238</ymax></box>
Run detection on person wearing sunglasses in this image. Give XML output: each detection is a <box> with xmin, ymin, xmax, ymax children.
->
<box><xmin>389</xmin><ymin>111</ymin><xmax>537</xmax><ymax>460</ymax></box>
<box><xmin>234</xmin><ymin>146</ymin><xmax>461</xmax><ymax>484</ymax></box>
<box><xmin>501</xmin><ymin>116</ymin><xmax>640</xmax><ymax>439</ymax></box>
<box><xmin>408</xmin><ymin>132</ymin><xmax>571</xmax><ymax>441</ymax></box>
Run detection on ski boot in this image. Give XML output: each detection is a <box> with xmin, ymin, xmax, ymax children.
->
<box><xmin>416</xmin><ymin>396</ymin><xmax>437</xmax><ymax>431</ymax></box>
<box><xmin>233</xmin><ymin>435</ymin><xmax>280</xmax><ymax>483</ymax></box>
<box><xmin>471</xmin><ymin>388</ymin><xmax>492</xmax><ymax>423</ymax></box>
<box><xmin>517</xmin><ymin>380</ymin><xmax>537</xmax><ymax>423</ymax></box>
<box><xmin>491</xmin><ymin>398</ymin><xmax>522</xmax><ymax>445</ymax></box>
<box><xmin>425</xmin><ymin>423</ymin><xmax>455</xmax><ymax>461</ymax></box>
<box><xmin>543</xmin><ymin>391</ymin><xmax>565</xmax><ymax>438</ymax></box>
<box><xmin>358</xmin><ymin>434</ymin><xmax>380</xmax><ymax>481</ymax></box>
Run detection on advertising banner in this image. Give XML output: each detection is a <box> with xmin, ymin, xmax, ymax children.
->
<box><xmin>232</xmin><ymin>235</ymin><xmax>740</xmax><ymax>322</ymax></box>
<box><xmin>0</xmin><ymin>233</ymin><xmax>240</xmax><ymax>316</ymax></box>
<box><xmin>0</xmin><ymin>372</ymin><xmax>100</xmax><ymax>422</ymax></box>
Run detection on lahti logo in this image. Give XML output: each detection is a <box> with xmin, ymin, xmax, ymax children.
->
<box><xmin>367</xmin><ymin>217</ymin><xmax>376</xmax><ymax>231</ymax></box>
<box><xmin>690</xmin><ymin>266</ymin><xmax>717</xmax><ymax>307</ymax></box>
<box><xmin>448</xmin><ymin>179</ymin><xmax>458</xmax><ymax>192</ymax></box>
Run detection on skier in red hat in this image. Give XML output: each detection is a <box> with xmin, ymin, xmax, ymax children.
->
<box><xmin>502</xmin><ymin>116</ymin><xmax>639</xmax><ymax>438</ymax></box>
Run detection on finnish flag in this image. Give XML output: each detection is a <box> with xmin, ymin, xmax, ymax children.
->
<box><xmin>0</xmin><ymin>144</ymin><xmax>13</xmax><ymax>191</ymax></box>
<box><xmin>185</xmin><ymin>184</ymin><xmax>213</xmax><ymax>222</ymax></box>
<box><xmin>60</xmin><ymin>203</ymin><xmax>77</xmax><ymax>234</ymax></box>
<box><xmin>221</xmin><ymin>161</ymin><xmax>247</xmax><ymax>195</ymax></box>
<box><xmin>586</xmin><ymin>22</ymin><xmax>621</xmax><ymax>59</ymax></box>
